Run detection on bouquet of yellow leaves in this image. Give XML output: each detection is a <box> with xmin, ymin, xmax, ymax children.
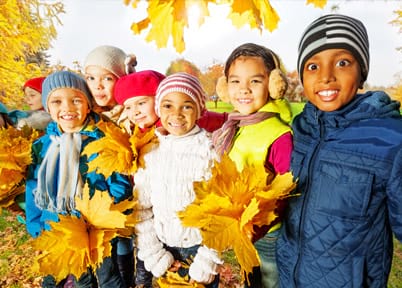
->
<box><xmin>83</xmin><ymin>120</ymin><xmax>157</xmax><ymax>177</ymax></box>
<box><xmin>178</xmin><ymin>154</ymin><xmax>297</xmax><ymax>283</ymax></box>
<box><xmin>0</xmin><ymin>125</ymin><xmax>40</xmax><ymax>208</ymax></box>
<box><xmin>33</xmin><ymin>184</ymin><xmax>138</xmax><ymax>282</ymax></box>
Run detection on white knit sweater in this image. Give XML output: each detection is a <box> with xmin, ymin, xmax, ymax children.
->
<box><xmin>135</xmin><ymin>126</ymin><xmax>216</xmax><ymax>248</ymax></box>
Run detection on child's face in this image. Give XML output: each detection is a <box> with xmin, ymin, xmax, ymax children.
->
<box><xmin>47</xmin><ymin>88</ymin><xmax>90</xmax><ymax>133</ymax></box>
<box><xmin>159</xmin><ymin>92</ymin><xmax>198</xmax><ymax>136</ymax></box>
<box><xmin>24</xmin><ymin>87</ymin><xmax>43</xmax><ymax>110</ymax></box>
<box><xmin>124</xmin><ymin>96</ymin><xmax>159</xmax><ymax>129</ymax></box>
<box><xmin>85</xmin><ymin>66</ymin><xmax>118</xmax><ymax>108</ymax></box>
<box><xmin>227</xmin><ymin>56</ymin><xmax>270</xmax><ymax>115</ymax></box>
<box><xmin>302</xmin><ymin>48</ymin><xmax>362</xmax><ymax>112</ymax></box>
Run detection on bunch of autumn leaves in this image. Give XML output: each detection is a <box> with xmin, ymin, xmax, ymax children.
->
<box><xmin>0</xmin><ymin>121</ymin><xmax>296</xmax><ymax>286</ymax></box>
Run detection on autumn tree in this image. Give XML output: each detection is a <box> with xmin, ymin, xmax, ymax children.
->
<box><xmin>199</xmin><ymin>63</ymin><xmax>224</xmax><ymax>99</ymax></box>
<box><xmin>166</xmin><ymin>58</ymin><xmax>201</xmax><ymax>77</ymax></box>
<box><xmin>0</xmin><ymin>0</ymin><xmax>64</xmax><ymax>109</ymax></box>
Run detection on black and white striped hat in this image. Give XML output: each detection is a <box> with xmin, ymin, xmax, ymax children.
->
<box><xmin>297</xmin><ymin>14</ymin><xmax>369</xmax><ymax>83</ymax></box>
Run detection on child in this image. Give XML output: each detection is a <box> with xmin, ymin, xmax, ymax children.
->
<box><xmin>114</xmin><ymin>69</ymin><xmax>166</xmax><ymax>288</ymax></box>
<box><xmin>133</xmin><ymin>72</ymin><xmax>223</xmax><ymax>287</ymax></box>
<box><xmin>8</xmin><ymin>76</ymin><xmax>52</xmax><ymax>131</ymax></box>
<box><xmin>84</xmin><ymin>45</ymin><xmax>137</xmax><ymax>122</ymax></box>
<box><xmin>114</xmin><ymin>70</ymin><xmax>165</xmax><ymax>133</ymax></box>
<box><xmin>23</xmin><ymin>76</ymin><xmax>46</xmax><ymax>111</ymax></box>
<box><xmin>25</xmin><ymin>70</ymin><xmax>132</xmax><ymax>288</ymax></box>
<box><xmin>84</xmin><ymin>45</ymin><xmax>137</xmax><ymax>287</ymax></box>
<box><xmin>276</xmin><ymin>14</ymin><xmax>402</xmax><ymax>288</ymax></box>
<box><xmin>212</xmin><ymin>43</ymin><xmax>293</xmax><ymax>288</ymax></box>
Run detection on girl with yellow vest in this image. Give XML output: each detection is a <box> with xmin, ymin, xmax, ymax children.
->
<box><xmin>213</xmin><ymin>43</ymin><xmax>293</xmax><ymax>288</ymax></box>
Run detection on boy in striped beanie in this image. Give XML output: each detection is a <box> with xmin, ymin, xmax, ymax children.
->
<box><xmin>277</xmin><ymin>14</ymin><xmax>402</xmax><ymax>287</ymax></box>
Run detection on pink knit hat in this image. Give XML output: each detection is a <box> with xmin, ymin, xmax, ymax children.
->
<box><xmin>155</xmin><ymin>72</ymin><xmax>206</xmax><ymax>119</ymax></box>
<box><xmin>114</xmin><ymin>70</ymin><xmax>166</xmax><ymax>105</ymax></box>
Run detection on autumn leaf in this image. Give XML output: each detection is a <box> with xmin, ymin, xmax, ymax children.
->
<box><xmin>82</xmin><ymin>121</ymin><xmax>156</xmax><ymax>177</ymax></box>
<box><xmin>126</xmin><ymin>0</ymin><xmax>328</xmax><ymax>53</ymax></box>
<box><xmin>33</xmin><ymin>184</ymin><xmax>138</xmax><ymax>282</ymax></box>
<box><xmin>157</xmin><ymin>261</ymin><xmax>206</xmax><ymax>287</ymax></box>
<box><xmin>306</xmin><ymin>0</ymin><xmax>328</xmax><ymax>9</ymax></box>
<box><xmin>0</xmin><ymin>126</ymin><xmax>40</xmax><ymax>208</ymax></box>
<box><xmin>178</xmin><ymin>154</ymin><xmax>296</xmax><ymax>282</ymax></box>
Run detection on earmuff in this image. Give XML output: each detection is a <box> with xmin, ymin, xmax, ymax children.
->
<box><xmin>267</xmin><ymin>49</ymin><xmax>288</xmax><ymax>100</ymax></box>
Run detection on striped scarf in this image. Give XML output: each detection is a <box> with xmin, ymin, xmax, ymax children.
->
<box><xmin>35</xmin><ymin>132</ymin><xmax>83</xmax><ymax>213</ymax></box>
<box><xmin>212</xmin><ymin>111</ymin><xmax>277</xmax><ymax>156</ymax></box>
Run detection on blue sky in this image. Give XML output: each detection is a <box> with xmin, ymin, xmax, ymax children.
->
<box><xmin>48</xmin><ymin>0</ymin><xmax>401</xmax><ymax>87</ymax></box>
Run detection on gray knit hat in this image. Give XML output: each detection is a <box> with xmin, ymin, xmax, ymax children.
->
<box><xmin>297</xmin><ymin>14</ymin><xmax>369</xmax><ymax>83</ymax></box>
<box><xmin>42</xmin><ymin>71</ymin><xmax>93</xmax><ymax>111</ymax></box>
<box><xmin>84</xmin><ymin>45</ymin><xmax>137</xmax><ymax>78</ymax></box>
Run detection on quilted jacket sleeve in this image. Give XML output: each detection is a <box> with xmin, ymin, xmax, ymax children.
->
<box><xmin>388</xmin><ymin>148</ymin><xmax>402</xmax><ymax>241</ymax></box>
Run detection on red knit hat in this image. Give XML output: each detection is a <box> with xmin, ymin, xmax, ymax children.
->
<box><xmin>23</xmin><ymin>77</ymin><xmax>46</xmax><ymax>93</ymax></box>
<box><xmin>114</xmin><ymin>70</ymin><xmax>166</xmax><ymax>105</ymax></box>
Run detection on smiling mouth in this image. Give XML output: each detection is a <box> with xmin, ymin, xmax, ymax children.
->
<box><xmin>169</xmin><ymin>122</ymin><xmax>185</xmax><ymax>128</ymax></box>
<box><xmin>317</xmin><ymin>89</ymin><xmax>339</xmax><ymax>101</ymax></box>
<box><xmin>61</xmin><ymin>115</ymin><xmax>77</xmax><ymax>120</ymax></box>
<box><xmin>237</xmin><ymin>98</ymin><xmax>252</xmax><ymax>104</ymax></box>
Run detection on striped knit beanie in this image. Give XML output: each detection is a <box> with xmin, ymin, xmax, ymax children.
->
<box><xmin>42</xmin><ymin>71</ymin><xmax>93</xmax><ymax>111</ymax></box>
<box><xmin>297</xmin><ymin>14</ymin><xmax>369</xmax><ymax>83</ymax></box>
<box><xmin>155</xmin><ymin>72</ymin><xmax>206</xmax><ymax>119</ymax></box>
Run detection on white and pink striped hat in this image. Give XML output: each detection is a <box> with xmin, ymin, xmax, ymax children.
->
<box><xmin>155</xmin><ymin>72</ymin><xmax>206</xmax><ymax>119</ymax></box>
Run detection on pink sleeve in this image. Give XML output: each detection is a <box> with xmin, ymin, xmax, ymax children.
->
<box><xmin>266</xmin><ymin>132</ymin><xmax>293</xmax><ymax>175</ymax></box>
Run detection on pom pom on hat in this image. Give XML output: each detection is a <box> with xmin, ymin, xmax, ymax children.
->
<box><xmin>84</xmin><ymin>45</ymin><xmax>137</xmax><ymax>78</ymax></box>
<box><xmin>42</xmin><ymin>71</ymin><xmax>93</xmax><ymax>111</ymax></box>
<box><xmin>297</xmin><ymin>14</ymin><xmax>369</xmax><ymax>84</ymax></box>
<box><xmin>23</xmin><ymin>77</ymin><xmax>46</xmax><ymax>93</ymax></box>
<box><xmin>155</xmin><ymin>72</ymin><xmax>206</xmax><ymax>119</ymax></box>
<box><xmin>114</xmin><ymin>70</ymin><xmax>166</xmax><ymax>105</ymax></box>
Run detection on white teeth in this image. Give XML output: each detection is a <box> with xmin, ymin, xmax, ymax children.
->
<box><xmin>61</xmin><ymin>115</ymin><xmax>75</xmax><ymax>120</ymax></box>
<box><xmin>170</xmin><ymin>123</ymin><xmax>183</xmax><ymax>127</ymax></box>
<box><xmin>318</xmin><ymin>90</ymin><xmax>337</xmax><ymax>97</ymax></box>
<box><xmin>238</xmin><ymin>98</ymin><xmax>252</xmax><ymax>104</ymax></box>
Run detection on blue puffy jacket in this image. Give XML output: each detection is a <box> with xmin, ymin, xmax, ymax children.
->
<box><xmin>277</xmin><ymin>91</ymin><xmax>402</xmax><ymax>287</ymax></box>
<box><xmin>25</xmin><ymin>112</ymin><xmax>132</xmax><ymax>238</ymax></box>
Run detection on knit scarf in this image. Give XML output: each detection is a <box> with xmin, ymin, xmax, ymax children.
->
<box><xmin>35</xmin><ymin>132</ymin><xmax>83</xmax><ymax>213</ymax></box>
<box><xmin>212</xmin><ymin>111</ymin><xmax>277</xmax><ymax>156</ymax></box>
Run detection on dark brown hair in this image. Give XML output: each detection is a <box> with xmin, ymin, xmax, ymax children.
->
<box><xmin>224</xmin><ymin>43</ymin><xmax>280</xmax><ymax>78</ymax></box>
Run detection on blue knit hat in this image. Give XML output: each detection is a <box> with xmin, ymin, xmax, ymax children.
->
<box><xmin>297</xmin><ymin>14</ymin><xmax>369</xmax><ymax>84</ymax></box>
<box><xmin>42</xmin><ymin>71</ymin><xmax>93</xmax><ymax>111</ymax></box>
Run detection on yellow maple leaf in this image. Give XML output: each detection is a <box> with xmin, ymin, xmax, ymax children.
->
<box><xmin>178</xmin><ymin>154</ymin><xmax>296</xmax><ymax>282</ymax></box>
<box><xmin>0</xmin><ymin>126</ymin><xmax>39</xmax><ymax>207</ymax></box>
<box><xmin>157</xmin><ymin>261</ymin><xmax>206</xmax><ymax>287</ymax></box>
<box><xmin>82</xmin><ymin>121</ymin><xmax>156</xmax><ymax>177</ymax></box>
<box><xmin>33</xmin><ymin>184</ymin><xmax>138</xmax><ymax>282</ymax></box>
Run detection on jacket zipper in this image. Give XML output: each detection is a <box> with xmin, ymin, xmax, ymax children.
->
<box><xmin>293</xmin><ymin>112</ymin><xmax>324</xmax><ymax>287</ymax></box>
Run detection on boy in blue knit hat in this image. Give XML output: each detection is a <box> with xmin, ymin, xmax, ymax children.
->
<box><xmin>25</xmin><ymin>70</ymin><xmax>132</xmax><ymax>288</ymax></box>
<box><xmin>277</xmin><ymin>14</ymin><xmax>402</xmax><ymax>287</ymax></box>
